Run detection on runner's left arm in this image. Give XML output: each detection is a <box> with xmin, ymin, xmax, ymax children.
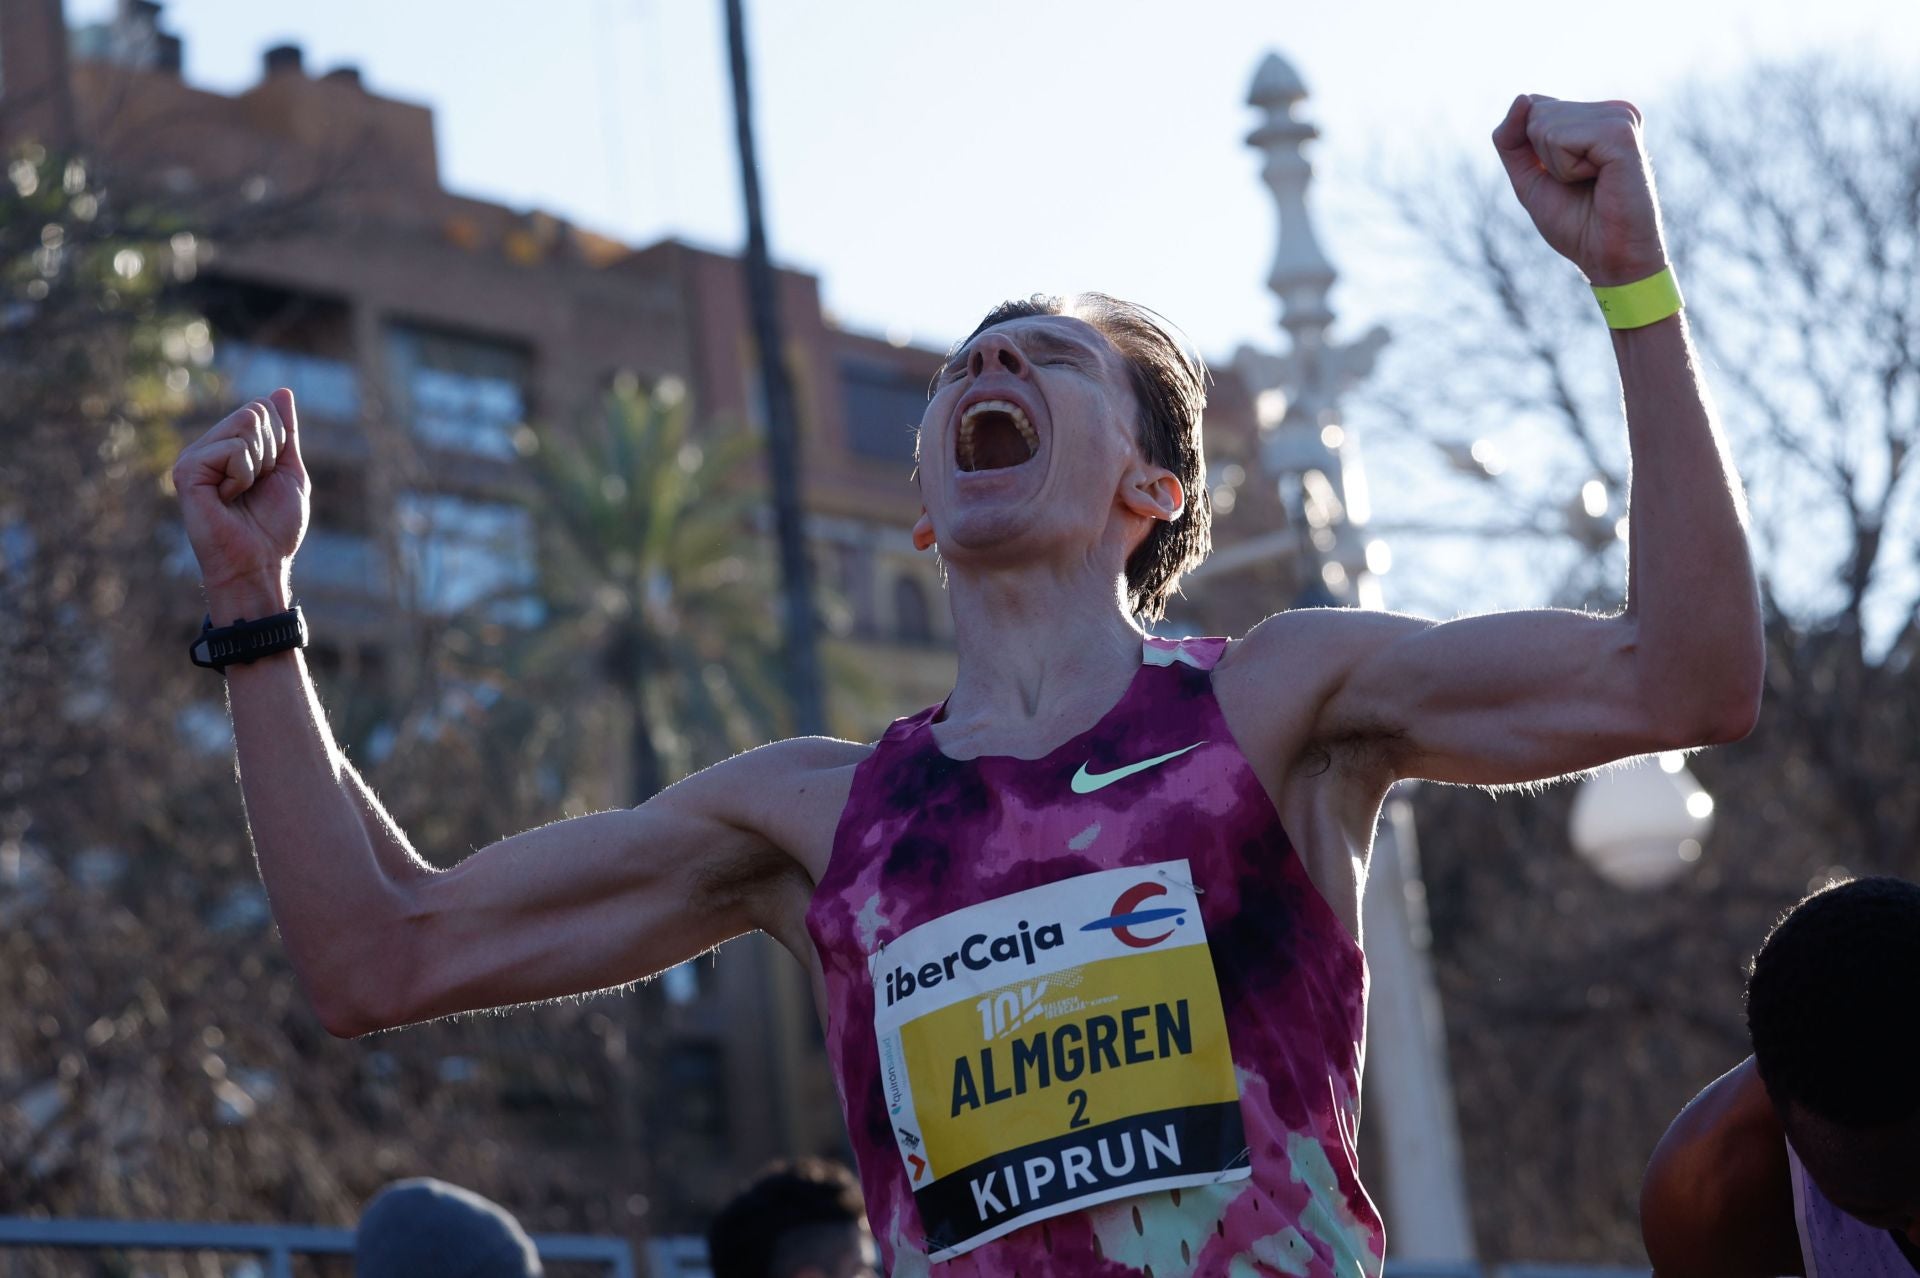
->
<box><xmin>1251</xmin><ymin>96</ymin><xmax>1763</xmax><ymax>787</ymax></box>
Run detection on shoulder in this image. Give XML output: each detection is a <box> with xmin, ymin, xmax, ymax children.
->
<box><xmin>1216</xmin><ymin>607</ymin><xmax>1435</xmax><ymax>753</ymax></box>
<box><xmin>1220</xmin><ymin>607</ymin><xmax>1433</xmax><ymax>687</ymax></box>
<box><xmin>642</xmin><ymin>735</ymin><xmax>871</xmax><ymax>857</ymax></box>
<box><xmin>655</xmin><ymin>735</ymin><xmax>873</xmax><ymax>940</ymax></box>
<box><xmin>1641</xmin><ymin>1057</ymin><xmax>1803</xmax><ymax>1277</ymax></box>
<box><xmin>691</xmin><ymin>735</ymin><xmax>871</xmax><ymax>829</ymax></box>
<box><xmin>717</xmin><ymin>732</ymin><xmax>871</xmax><ymax>850</ymax></box>
<box><xmin>718</xmin><ymin>733</ymin><xmax>874</xmax><ymax>780</ymax></box>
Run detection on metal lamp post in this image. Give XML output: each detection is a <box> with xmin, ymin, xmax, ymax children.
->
<box><xmin>724</xmin><ymin>0</ymin><xmax>826</xmax><ymax>739</ymax></box>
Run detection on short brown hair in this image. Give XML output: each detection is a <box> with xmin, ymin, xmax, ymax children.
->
<box><xmin>944</xmin><ymin>292</ymin><xmax>1211</xmax><ymax>622</ymax></box>
<box><xmin>706</xmin><ymin>1157</ymin><xmax>866</xmax><ymax>1278</ymax></box>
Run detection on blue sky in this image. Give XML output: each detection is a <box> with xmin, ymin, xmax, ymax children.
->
<box><xmin>69</xmin><ymin>0</ymin><xmax>1916</xmax><ymax>359</ymax></box>
<box><xmin>66</xmin><ymin>1</ymin><xmax>1920</xmax><ymax>622</ymax></box>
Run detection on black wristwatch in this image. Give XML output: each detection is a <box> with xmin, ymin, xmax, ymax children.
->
<box><xmin>189</xmin><ymin>605</ymin><xmax>308</xmax><ymax>672</ymax></box>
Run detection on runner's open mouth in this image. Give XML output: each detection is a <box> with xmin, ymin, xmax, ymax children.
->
<box><xmin>957</xmin><ymin>400</ymin><xmax>1039</xmax><ymax>472</ymax></box>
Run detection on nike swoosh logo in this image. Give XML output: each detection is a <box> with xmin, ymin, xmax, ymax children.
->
<box><xmin>1070</xmin><ymin>743</ymin><xmax>1205</xmax><ymax>794</ymax></box>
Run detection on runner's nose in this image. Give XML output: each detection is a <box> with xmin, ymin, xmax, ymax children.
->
<box><xmin>968</xmin><ymin>332</ymin><xmax>1029</xmax><ymax>381</ymax></box>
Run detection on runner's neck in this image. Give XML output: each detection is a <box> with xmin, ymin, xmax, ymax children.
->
<box><xmin>938</xmin><ymin>560</ymin><xmax>1148</xmax><ymax>740</ymax></box>
<box><xmin>936</xmin><ymin>621</ymin><xmax>1148</xmax><ymax>763</ymax></box>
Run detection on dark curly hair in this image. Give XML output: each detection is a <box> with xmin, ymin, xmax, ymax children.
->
<box><xmin>1746</xmin><ymin>875</ymin><xmax>1920</xmax><ymax>1127</ymax></box>
<box><xmin>705</xmin><ymin>1157</ymin><xmax>867</xmax><ymax>1278</ymax></box>
<box><xmin>942</xmin><ymin>292</ymin><xmax>1212</xmax><ymax>623</ymax></box>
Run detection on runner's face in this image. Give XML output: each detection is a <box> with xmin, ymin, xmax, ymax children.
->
<box><xmin>917</xmin><ymin>314</ymin><xmax>1155</xmax><ymax>567</ymax></box>
<box><xmin>1788</xmin><ymin>1105</ymin><xmax>1920</xmax><ymax>1239</ymax></box>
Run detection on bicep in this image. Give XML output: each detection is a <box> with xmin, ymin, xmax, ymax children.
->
<box><xmin>1317</xmin><ymin>608</ymin><xmax>1676</xmax><ymax>788</ymax></box>
<box><xmin>385</xmin><ymin>749</ymin><xmax>811</xmax><ymax>1027</ymax></box>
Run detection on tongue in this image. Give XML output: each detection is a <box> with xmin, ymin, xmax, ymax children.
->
<box><xmin>969</xmin><ymin>414</ymin><xmax>1031</xmax><ymax>471</ymax></box>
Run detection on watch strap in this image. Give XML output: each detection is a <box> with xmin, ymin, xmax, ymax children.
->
<box><xmin>190</xmin><ymin>605</ymin><xmax>308</xmax><ymax>671</ymax></box>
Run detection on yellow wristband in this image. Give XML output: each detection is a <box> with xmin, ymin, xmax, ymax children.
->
<box><xmin>1591</xmin><ymin>267</ymin><xmax>1683</xmax><ymax>330</ymax></box>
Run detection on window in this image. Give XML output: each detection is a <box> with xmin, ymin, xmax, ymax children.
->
<box><xmin>385</xmin><ymin>324</ymin><xmax>530</xmax><ymax>459</ymax></box>
<box><xmin>660</xmin><ymin>962</ymin><xmax>700</xmax><ymax>1005</ymax></box>
<box><xmin>396</xmin><ymin>493</ymin><xmax>539</xmax><ymax>622</ymax></box>
<box><xmin>836</xmin><ymin>542</ymin><xmax>877</xmax><ymax>637</ymax></box>
<box><xmin>0</xmin><ymin>519</ymin><xmax>32</xmax><ymax>578</ymax></box>
<box><xmin>894</xmin><ymin>574</ymin><xmax>933</xmax><ymax>645</ymax></box>
<box><xmin>293</xmin><ymin>527</ymin><xmax>383</xmax><ymax>594</ymax></box>
<box><xmin>664</xmin><ymin>1041</ymin><xmax>728</xmax><ymax>1139</ymax></box>
<box><xmin>214</xmin><ymin>340</ymin><xmax>361</xmax><ymax>421</ymax></box>
<box><xmin>840</xmin><ymin>356</ymin><xmax>929</xmax><ymax>465</ymax></box>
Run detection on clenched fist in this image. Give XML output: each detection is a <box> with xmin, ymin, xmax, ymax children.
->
<box><xmin>1493</xmin><ymin>95</ymin><xmax>1669</xmax><ymax>288</ymax></box>
<box><xmin>171</xmin><ymin>387</ymin><xmax>309</xmax><ymax>607</ymax></box>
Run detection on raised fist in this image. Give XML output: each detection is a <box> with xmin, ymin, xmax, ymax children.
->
<box><xmin>171</xmin><ymin>388</ymin><xmax>309</xmax><ymax>599</ymax></box>
<box><xmin>1492</xmin><ymin>95</ymin><xmax>1669</xmax><ymax>288</ymax></box>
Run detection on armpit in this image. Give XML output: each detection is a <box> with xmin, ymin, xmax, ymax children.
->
<box><xmin>1299</xmin><ymin>720</ymin><xmax>1409</xmax><ymax>780</ymax></box>
<box><xmin>692</xmin><ymin>837</ymin><xmax>797</xmax><ymax>917</ymax></box>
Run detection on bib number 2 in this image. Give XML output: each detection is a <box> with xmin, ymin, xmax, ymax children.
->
<box><xmin>1067</xmin><ymin>1088</ymin><xmax>1090</xmax><ymax>1129</ymax></box>
<box><xmin>870</xmin><ymin>859</ymin><xmax>1250</xmax><ymax>1260</ymax></box>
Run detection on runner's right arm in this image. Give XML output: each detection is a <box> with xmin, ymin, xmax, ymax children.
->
<box><xmin>226</xmin><ymin>631</ymin><xmax>840</xmax><ymax>1038</ymax></box>
<box><xmin>174</xmin><ymin>390</ymin><xmax>854</xmax><ymax>1038</ymax></box>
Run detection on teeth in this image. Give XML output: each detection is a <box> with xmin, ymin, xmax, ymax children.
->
<box><xmin>957</xmin><ymin>399</ymin><xmax>1038</xmax><ymax>471</ymax></box>
<box><xmin>962</xmin><ymin>399</ymin><xmax>1037</xmax><ymax>445</ymax></box>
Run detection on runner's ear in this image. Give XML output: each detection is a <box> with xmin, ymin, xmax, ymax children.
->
<box><xmin>1119</xmin><ymin>465</ymin><xmax>1184</xmax><ymax>524</ymax></box>
<box><xmin>913</xmin><ymin>507</ymin><xmax>937</xmax><ymax>551</ymax></box>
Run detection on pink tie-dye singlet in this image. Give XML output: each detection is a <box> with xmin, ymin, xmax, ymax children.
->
<box><xmin>806</xmin><ymin>636</ymin><xmax>1385</xmax><ymax>1276</ymax></box>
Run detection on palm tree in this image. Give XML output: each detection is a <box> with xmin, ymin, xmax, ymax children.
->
<box><xmin>430</xmin><ymin>379</ymin><xmax>790</xmax><ymax>1242</ymax></box>
<box><xmin>514</xmin><ymin>378</ymin><xmax>788</xmax><ymax>803</ymax></box>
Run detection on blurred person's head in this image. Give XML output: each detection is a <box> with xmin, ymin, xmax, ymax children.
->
<box><xmin>916</xmin><ymin>292</ymin><xmax>1210</xmax><ymax>623</ymax></box>
<box><xmin>355</xmin><ymin>1177</ymin><xmax>542</xmax><ymax>1277</ymax></box>
<box><xmin>1748</xmin><ymin>876</ymin><xmax>1920</xmax><ymax>1237</ymax></box>
<box><xmin>706</xmin><ymin>1157</ymin><xmax>876</xmax><ymax>1278</ymax></box>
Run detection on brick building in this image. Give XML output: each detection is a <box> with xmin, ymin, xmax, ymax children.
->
<box><xmin>1</xmin><ymin>0</ymin><xmax>1306</xmax><ymax>1242</ymax></box>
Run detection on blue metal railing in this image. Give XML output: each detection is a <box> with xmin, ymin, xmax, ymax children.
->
<box><xmin>1382</xmin><ymin>1258</ymin><xmax>1651</xmax><ymax>1266</ymax></box>
<box><xmin>0</xmin><ymin>1218</ymin><xmax>1650</xmax><ymax>1278</ymax></box>
<box><xmin>0</xmin><ymin>1216</ymin><xmax>634</xmax><ymax>1277</ymax></box>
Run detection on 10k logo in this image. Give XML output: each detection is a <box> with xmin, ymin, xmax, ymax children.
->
<box><xmin>976</xmin><ymin>981</ymin><xmax>1050</xmax><ymax>1040</ymax></box>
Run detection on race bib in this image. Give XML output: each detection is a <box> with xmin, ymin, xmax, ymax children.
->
<box><xmin>871</xmin><ymin>859</ymin><xmax>1249</xmax><ymax>1260</ymax></box>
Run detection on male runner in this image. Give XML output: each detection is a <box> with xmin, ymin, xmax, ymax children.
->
<box><xmin>171</xmin><ymin>95</ymin><xmax>1762</xmax><ymax>1275</ymax></box>
<box><xmin>1641</xmin><ymin>877</ymin><xmax>1920</xmax><ymax>1276</ymax></box>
